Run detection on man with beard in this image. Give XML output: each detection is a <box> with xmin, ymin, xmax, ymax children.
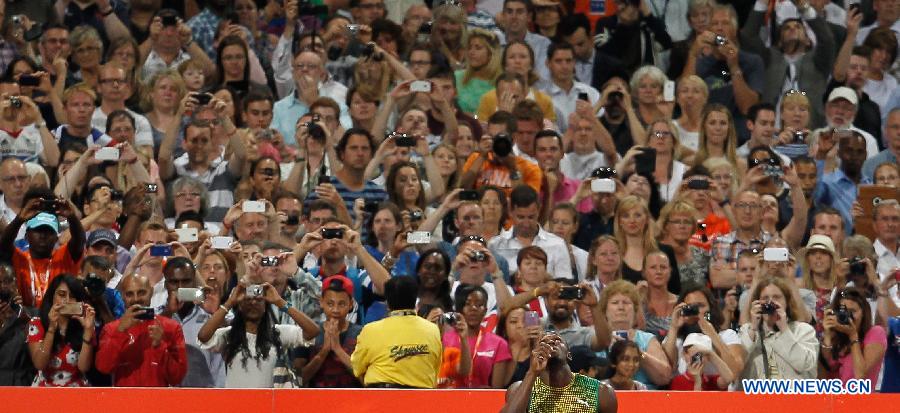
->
<box><xmin>154</xmin><ymin>257</ymin><xmax>224</xmax><ymax>387</ymax></box>
<box><xmin>739</xmin><ymin>1</ymin><xmax>835</xmax><ymax>128</ymax></box>
<box><xmin>488</xmin><ymin>185</ymin><xmax>572</xmax><ymax>278</ymax></box>
<box><xmin>822</xmin><ymin>87</ymin><xmax>880</xmax><ymax>159</ymax></box>
<box><xmin>815</xmin><ymin>129</ymin><xmax>869</xmax><ymax>234</ymax></box>
<box><xmin>500</xmin><ymin>332</ymin><xmax>617</xmax><ymax>413</ymax></box>
<box><xmin>95</xmin><ymin>274</ymin><xmax>188</xmax><ymax>387</ymax></box>
<box><xmin>539</xmin><ymin>279</ymin><xmax>610</xmax><ymax>353</ymax></box>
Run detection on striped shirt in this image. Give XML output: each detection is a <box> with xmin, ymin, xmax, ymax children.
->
<box><xmin>302</xmin><ymin>175</ymin><xmax>388</xmax><ymax>221</ymax></box>
<box><xmin>173</xmin><ymin>154</ymin><xmax>238</xmax><ymax>222</ymax></box>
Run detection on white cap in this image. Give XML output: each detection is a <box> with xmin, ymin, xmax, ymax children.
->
<box><xmin>827</xmin><ymin>87</ymin><xmax>858</xmax><ymax>106</ymax></box>
<box><xmin>683</xmin><ymin>333</ymin><xmax>712</xmax><ymax>353</ymax></box>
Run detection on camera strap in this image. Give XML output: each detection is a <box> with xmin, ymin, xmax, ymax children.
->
<box><xmin>758</xmin><ymin>318</ymin><xmax>770</xmax><ymax>379</ymax></box>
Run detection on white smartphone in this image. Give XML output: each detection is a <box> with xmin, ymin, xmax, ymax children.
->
<box><xmin>763</xmin><ymin>247</ymin><xmax>789</xmax><ymax>262</ymax></box>
<box><xmin>211</xmin><ymin>236</ymin><xmax>234</xmax><ymax>250</ymax></box>
<box><xmin>410</xmin><ymin>80</ymin><xmax>432</xmax><ymax>93</ymax></box>
<box><xmin>242</xmin><ymin>200</ymin><xmax>266</xmax><ymax>213</ymax></box>
<box><xmin>176</xmin><ymin>287</ymin><xmax>204</xmax><ymax>302</ymax></box>
<box><xmin>95</xmin><ymin>147</ymin><xmax>120</xmax><ymax>161</ymax></box>
<box><xmin>406</xmin><ymin>231</ymin><xmax>431</xmax><ymax>244</ymax></box>
<box><xmin>663</xmin><ymin>80</ymin><xmax>675</xmax><ymax>102</ymax></box>
<box><xmin>591</xmin><ymin>178</ymin><xmax>616</xmax><ymax>193</ymax></box>
<box><xmin>175</xmin><ymin>227</ymin><xmax>199</xmax><ymax>243</ymax></box>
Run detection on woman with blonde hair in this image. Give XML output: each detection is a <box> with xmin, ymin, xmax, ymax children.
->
<box><xmin>455</xmin><ymin>29</ymin><xmax>502</xmax><ymax>114</ymax></box>
<box><xmin>673</xmin><ymin>75</ymin><xmax>709</xmax><ymax>151</ymax></box>
<box><xmin>141</xmin><ymin>69</ymin><xmax>187</xmax><ymax>148</ymax></box>
<box><xmin>585</xmin><ymin>235</ymin><xmax>624</xmax><ymax>294</ymax></box>
<box><xmin>630</xmin><ymin>66</ymin><xmax>672</xmax><ymax>127</ymax></box>
<box><xmin>616</xmin><ymin>119</ymin><xmax>688</xmax><ymax>201</ymax></box>
<box><xmin>431</xmin><ymin>3</ymin><xmax>468</xmax><ymax>69</ymax></box>
<box><xmin>600</xmin><ymin>280</ymin><xmax>674</xmax><ymax>389</ymax></box>
<box><xmin>692</xmin><ymin>104</ymin><xmax>740</xmax><ymax>168</ymax></box>
<box><xmin>799</xmin><ymin>234</ymin><xmax>842</xmax><ymax>339</ymax></box>
<box><xmin>68</xmin><ymin>25</ymin><xmax>104</xmax><ymax>87</ymax></box>
<box><xmin>703</xmin><ymin>156</ymin><xmax>740</xmax><ymax>204</ymax></box>
<box><xmin>614</xmin><ymin>195</ymin><xmax>682</xmax><ymax>293</ymax></box>
<box><xmin>658</xmin><ymin>200</ymin><xmax>709</xmax><ymax>287</ymax></box>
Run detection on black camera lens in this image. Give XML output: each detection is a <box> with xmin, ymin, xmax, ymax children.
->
<box><xmin>492</xmin><ymin>133</ymin><xmax>512</xmax><ymax>157</ymax></box>
<box><xmin>836</xmin><ymin>305</ymin><xmax>853</xmax><ymax>325</ymax></box>
<box><xmin>760</xmin><ymin>302</ymin><xmax>777</xmax><ymax>315</ymax></box>
<box><xmin>849</xmin><ymin>256</ymin><xmax>866</xmax><ymax>275</ymax></box>
<box><xmin>681</xmin><ymin>304</ymin><xmax>700</xmax><ymax>317</ymax></box>
<box><xmin>471</xmin><ymin>250</ymin><xmax>487</xmax><ymax>262</ymax></box>
<box><xmin>440</xmin><ymin>312</ymin><xmax>457</xmax><ymax>325</ymax></box>
<box><xmin>410</xmin><ymin>210</ymin><xmax>423</xmax><ymax>221</ymax></box>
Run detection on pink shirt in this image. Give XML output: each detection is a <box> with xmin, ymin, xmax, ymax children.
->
<box><xmin>442</xmin><ymin>329</ymin><xmax>512</xmax><ymax>388</ymax></box>
<box><xmin>836</xmin><ymin>326</ymin><xmax>887</xmax><ymax>383</ymax></box>
<box><xmin>552</xmin><ymin>175</ymin><xmax>593</xmax><ymax>213</ymax></box>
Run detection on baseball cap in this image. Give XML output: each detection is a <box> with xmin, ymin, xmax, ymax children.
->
<box><xmin>25</xmin><ymin>213</ymin><xmax>59</xmax><ymax>234</ymax></box>
<box><xmin>805</xmin><ymin>234</ymin><xmax>835</xmax><ymax>256</ymax></box>
<box><xmin>827</xmin><ymin>87</ymin><xmax>858</xmax><ymax>106</ymax></box>
<box><xmin>683</xmin><ymin>333</ymin><xmax>712</xmax><ymax>353</ymax></box>
<box><xmin>322</xmin><ymin>275</ymin><xmax>354</xmax><ymax>298</ymax></box>
<box><xmin>568</xmin><ymin>345</ymin><xmax>601</xmax><ymax>373</ymax></box>
<box><xmin>87</xmin><ymin>229</ymin><xmax>118</xmax><ymax>248</ymax></box>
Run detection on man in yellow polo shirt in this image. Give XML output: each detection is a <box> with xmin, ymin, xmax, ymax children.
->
<box><xmin>351</xmin><ymin>276</ymin><xmax>441</xmax><ymax>388</ymax></box>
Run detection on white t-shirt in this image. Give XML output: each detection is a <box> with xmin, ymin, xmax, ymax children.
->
<box><xmin>0</xmin><ymin>125</ymin><xmax>44</xmax><ymax>163</ymax></box>
<box><xmin>200</xmin><ymin>324</ymin><xmax>307</xmax><ymax>388</ymax></box>
<box><xmin>91</xmin><ymin>107</ymin><xmax>155</xmax><ymax>147</ymax></box>
<box><xmin>560</xmin><ymin>151</ymin><xmax>609</xmax><ymax>181</ymax></box>
<box><xmin>674</xmin><ymin>119</ymin><xmax>699</xmax><ymax>152</ymax></box>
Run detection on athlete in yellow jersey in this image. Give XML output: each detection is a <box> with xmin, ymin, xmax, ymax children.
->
<box><xmin>500</xmin><ymin>333</ymin><xmax>617</xmax><ymax>413</ymax></box>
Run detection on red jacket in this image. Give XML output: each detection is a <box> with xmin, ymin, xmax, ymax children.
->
<box><xmin>96</xmin><ymin>315</ymin><xmax>188</xmax><ymax>387</ymax></box>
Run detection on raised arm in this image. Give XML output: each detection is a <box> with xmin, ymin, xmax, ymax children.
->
<box><xmin>780</xmin><ymin>166</ymin><xmax>808</xmax><ymax>250</ymax></box>
<box><xmin>348</xmin><ymin>228</ymin><xmax>390</xmax><ymax>295</ymax></box>
<box><xmin>159</xmin><ymin>96</ymin><xmax>192</xmax><ymax>180</ymax></box>
<box><xmin>833</xmin><ymin>8</ymin><xmax>863</xmax><ymax>82</ymax></box>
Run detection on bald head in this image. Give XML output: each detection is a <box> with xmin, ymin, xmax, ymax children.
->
<box><xmin>120</xmin><ymin>274</ymin><xmax>152</xmax><ymax>307</ymax></box>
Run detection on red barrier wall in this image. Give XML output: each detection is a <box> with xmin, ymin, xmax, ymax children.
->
<box><xmin>0</xmin><ymin>388</ymin><xmax>895</xmax><ymax>413</ymax></box>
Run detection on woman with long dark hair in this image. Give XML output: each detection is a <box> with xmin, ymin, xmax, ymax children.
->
<box><xmin>415</xmin><ymin>248</ymin><xmax>453</xmax><ymax>312</ymax></box>
<box><xmin>26</xmin><ymin>275</ymin><xmax>96</xmax><ymax>387</ymax></box>
<box><xmin>496</xmin><ymin>306</ymin><xmax>540</xmax><ymax>386</ymax></box>
<box><xmin>235</xmin><ymin>156</ymin><xmax>282</xmax><ymax>202</ymax></box>
<box><xmin>820</xmin><ymin>287</ymin><xmax>887</xmax><ymax>383</ymax></box>
<box><xmin>480</xmin><ymin>186</ymin><xmax>509</xmax><ymax>242</ymax></box>
<box><xmin>199</xmin><ymin>281</ymin><xmax>318</xmax><ymax>388</ymax></box>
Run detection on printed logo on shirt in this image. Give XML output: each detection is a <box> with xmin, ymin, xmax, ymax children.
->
<box><xmin>476</xmin><ymin>350</ymin><xmax>496</xmax><ymax>358</ymax></box>
<box><xmin>390</xmin><ymin>344</ymin><xmax>430</xmax><ymax>361</ymax></box>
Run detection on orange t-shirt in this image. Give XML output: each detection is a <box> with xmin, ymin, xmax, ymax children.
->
<box><xmin>462</xmin><ymin>153</ymin><xmax>542</xmax><ymax>197</ymax></box>
<box><xmin>690</xmin><ymin>212</ymin><xmax>731</xmax><ymax>251</ymax></box>
<box><xmin>14</xmin><ymin>244</ymin><xmax>81</xmax><ymax>308</ymax></box>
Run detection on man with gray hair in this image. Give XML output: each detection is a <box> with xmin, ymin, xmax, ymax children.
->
<box><xmin>683</xmin><ymin>3</ymin><xmax>764</xmax><ymax>138</ymax></box>
<box><xmin>871</xmin><ymin>199</ymin><xmax>900</xmax><ymax>307</ymax></box>
<box><xmin>862</xmin><ymin>108</ymin><xmax>900</xmax><ymax>181</ymax></box>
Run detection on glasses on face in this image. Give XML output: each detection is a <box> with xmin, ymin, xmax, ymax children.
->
<box><xmin>194</xmin><ymin>119</ymin><xmax>221</xmax><ymax>127</ymax></box>
<box><xmin>100</xmin><ymin>78</ymin><xmax>126</xmax><ymax>86</ymax></box>
<box><xmin>652</xmin><ymin>131</ymin><xmax>673</xmax><ymax>139</ymax></box>
<box><xmin>109</xmin><ymin>126</ymin><xmax>134</xmax><ymax>135</ymax></box>
<box><xmin>733</xmin><ymin>202</ymin><xmax>761</xmax><ymax>211</ymax></box>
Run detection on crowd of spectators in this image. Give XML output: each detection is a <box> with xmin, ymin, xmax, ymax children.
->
<box><xmin>0</xmin><ymin>0</ymin><xmax>897</xmax><ymax>394</ymax></box>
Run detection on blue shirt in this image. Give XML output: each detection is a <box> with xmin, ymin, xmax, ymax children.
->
<box><xmin>364</xmin><ymin>246</ymin><xmax>418</xmax><ymax>278</ymax></box>
<box><xmin>814</xmin><ymin>162</ymin><xmax>871</xmax><ymax>235</ymax></box>
<box><xmin>270</xmin><ymin>92</ymin><xmax>352</xmax><ymax>147</ymax></box>
<box><xmin>186</xmin><ymin>8</ymin><xmax>222</xmax><ymax>58</ymax></box>
<box><xmin>861</xmin><ymin>149</ymin><xmax>898</xmax><ymax>183</ymax></box>
<box><xmin>303</xmin><ymin>175</ymin><xmax>387</xmax><ymax>242</ymax></box>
